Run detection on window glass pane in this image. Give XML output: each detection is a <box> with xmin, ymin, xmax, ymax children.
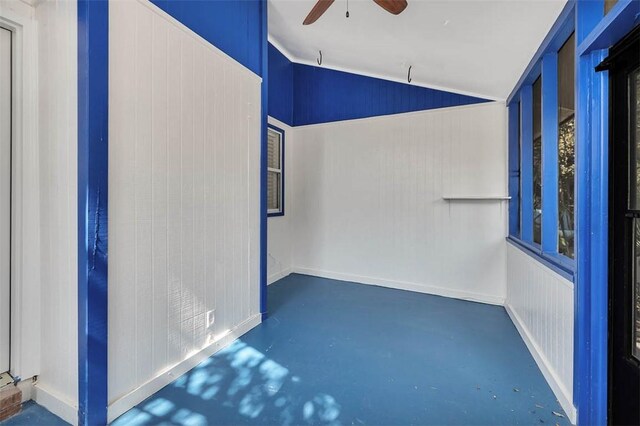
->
<box><xmin>633</xmin><ymin>69</ymin><xmax>640</xmax><ymax>362</ymax></box>
<box><xmin>517</xmin><ymin>101</ymin><xmax>522</xmax><ymax>238</ymax></box>
<box><xmin>267</xmin><ymin>129</ymin><xmax>281</xmax><ymax>169</ymax></box>
<box><xmin>634</xmin><ymin>218</ymin><xmax>640</xmax><ymax>361</ymax></box>
<box><xmin>533</xmin><ymin>77</ymin><xmax>542</xmax><ymax>244</ymax></box>
<box><xmin>558</xmin><ymin>33</ymin><xmax>575</xmax><ymax>258</ymax></box>
<box><xmin>268</xmin><ymin>171</ymin><xmax>280</xmax><ymax>211</ymax></box>
<box><xmin>630</xmin><ymin>69</ymin><xmax>640</xmax><ymax>210</ymax></box>
<box><xmin>604</xmin><ymin>0</ymin><xmax>618</xmax><ymax>15</ymax></box>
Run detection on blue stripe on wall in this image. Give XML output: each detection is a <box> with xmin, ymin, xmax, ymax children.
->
<box><xmin>151</xmin><ymin>0</ymin><xmax>263</xmax><ymax>76</ymax></box>
<box><xmin>268</xmin><ymin>43</ymin><xmax>294</xmax><ymax>125</ymax></box>
<box><xmin>292</xmin><ymin>63</ymin><xmax>490</xmax><ymax>126</ymax></box>
<box><xmin>541</xmin><ymin>53</ymin><xmax>559</xmax><ymax>254</ymax></box>
<box><xmin>267</xmin><ymin>43</ymin><xmax>490</xmax><ymax>127</ymax></box>
<box><xmin>260</xmin><ymin>0</ymin><xmax>268</xmax><ymax>319</ymax></box>
<box><xmin>77</xmin><ymin>1</ymin><xmax>109</xmax><ymax>424</ymax></box>
<box><xmin>575</xmin><ymin>47</ymin><xmax>609</xmax><ymax>426</ymax></box>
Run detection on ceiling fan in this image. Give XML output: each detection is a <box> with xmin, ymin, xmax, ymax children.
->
<box><xmin>303</xmin><ymin>0</ymin><xmax>408</xmax><ymax>25</ymax></box>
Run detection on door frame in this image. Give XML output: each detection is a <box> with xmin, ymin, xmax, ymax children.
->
<box><xmin>606</xmin><ymin>25</ymin><xmax>640</xmax><ymax>426</ymax></box>
<box><xmin>0</xmin><ymin>23</ymin><xmax>12</xmax><ymax>375</ymax></box>
<box><xmin>0</xmin><ymin>2</ymin><xmax>41</xmax><ymax>380</ymax></box>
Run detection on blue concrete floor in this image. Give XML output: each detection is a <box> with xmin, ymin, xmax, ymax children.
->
<box><xmin>2</xmin><ymin>274</ymin><xmax>571</xmax><ymax>425</ymax></box>
<box><xmin>0</xmin><ymin>401</ymin><xmax>67</xmax><ymax>426</ymax></box>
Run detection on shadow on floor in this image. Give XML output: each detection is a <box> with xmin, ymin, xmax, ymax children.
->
<box><xmin>113</xmin><ymin>339</ymin><xmax>341</xmax><ymax>425</ymax></box>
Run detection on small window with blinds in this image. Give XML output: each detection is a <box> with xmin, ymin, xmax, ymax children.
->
<box><xmin>267</xmin><ymin>125</ymin><xmax>285</xmax><ymax>216</ymax></box>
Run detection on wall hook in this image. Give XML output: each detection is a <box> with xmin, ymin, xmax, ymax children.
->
<box><xmin>317</xmin><ymin>50</ymin><xmax>323</xmax><ymax>66</ymax></box>
<box><xmin>407</xmin><ymin>65</ymin><xmax>412</xmax><ymax>83</ymax></box>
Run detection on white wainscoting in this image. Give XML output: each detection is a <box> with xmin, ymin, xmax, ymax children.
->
<box><xmin>108</xmin><ymin>0</ymin><xmax>261</xmax><ymax>420</ymax></box>
<box><xmin>34</xmin><ymin>0</ymin><xmax>79</xmax><ymax>423</ymax></box>
<box><xmin>267</xmin><ymin>117</ymin><xmax>293</xmax><ymax>284</ymax></box>
<box><xmin>506</xmin><ymin>242</ymin><xmax>575</xmax><ymax>423</ymax></box>
<box><xmin>289</xmin><ymin>102</ymin><xmax>508</xmax><ymax>304</ymax></box>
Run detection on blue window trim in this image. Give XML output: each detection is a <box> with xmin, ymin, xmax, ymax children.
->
<box><xmin>260</xmin><ymin>0</ymin><xmax>268</xmax><ymax>320</ymax></box>
<box><xmin>574</xmin><ymin>1</ymin><xmax>612</xmax><ymax>422</ymax></box>
<box><xmin>507</xmin><ymin>1</ymin><xmax>576</xmax><ymax>105</ymax></box>
<box><xmin>507</xmin><ymin>1</ymin><xmax>577</xmax><ymax>275</ymax></box>
<box><xmin>541</xmin><ymin>53</ymin><xmax>560</xmax><ymax>254</ymax></box>
<box><xmin>575</xmin><ymin>47</ymin><xmax>609</xmax><ymax>426</ymax></box>
<box><xmin>77</xmin><ymin>1</ymin><xmax>108</xmax><ymax>424</ymax></box>
<box><xmin>507</xmin><ymin>237</ymin><xmax>575</xmax><ymax>282</ymax></box>
<box><xmin>577</xmin><ymin>0</ymin><xmax>640</xmax><ymax>56</ymax></box>
<box><xmin>509</xmin><ymin>1</ymin><xmax>635</xmax><ymax>424</ymax></box>
<box><xmin>267</xmin><ymin>123</ymin><xmax>285</xmax><ymax>218</ymax></box>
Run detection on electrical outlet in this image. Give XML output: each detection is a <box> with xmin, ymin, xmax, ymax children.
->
<box><xmin>206</xmin><ymin>310</ymin><xmax>216</xmax><ymax>328</ymax></box>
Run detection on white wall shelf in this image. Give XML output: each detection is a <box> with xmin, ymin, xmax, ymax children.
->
<box><xmin>442</xmin><ymin>195</ymin><xmax>511</xmax><ymax>201</ymax></box>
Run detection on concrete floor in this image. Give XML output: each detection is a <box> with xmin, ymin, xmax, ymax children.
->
<box><xmin>0</xmin><ymin>401</ymin><xmax>67</xmax><ymax>426</ymax></box>
<box><xmin>1</xmin><ymin>274</ymin><xmax>571</xmax><ymax>425</ymax></box>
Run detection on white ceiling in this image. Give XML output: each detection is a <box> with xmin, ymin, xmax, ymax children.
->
<box><xmin>268</xmin><ymin>0</ymin><xmax>567</xmax><ymax>100</ymax></box>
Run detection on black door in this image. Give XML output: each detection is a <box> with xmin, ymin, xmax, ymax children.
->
<box><xmin>608</xmin><ymin>26</ymin><xmax>640</xmax><ymax>426</ymax></box>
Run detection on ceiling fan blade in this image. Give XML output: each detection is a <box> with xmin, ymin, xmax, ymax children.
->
<box><xmin>372</xmin><ymin>0</ymin><xmax>408</xmax><ymax>15</ymax></box>
<box><xmin>303</xmin><ymin>0</ymin><xmax>336</xmax><ymax>25</ymax></box>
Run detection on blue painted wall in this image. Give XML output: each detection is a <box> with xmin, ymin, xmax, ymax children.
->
<box><xmin>150</xmin><ymin>0</ymin><xmax>263</xmax><ymax>76</ymax></box>
<box><xmin>77</xmin><ymin>1</ymin><xmax>109</xmax><ymax>424</ymax></box>
<box><xmin>292</xmin><ymin>64</ymin><xmax>489</xmax><ymax>126</ymax></box>
<box><xmin>267</xmin><ymin>43</ymin><xmax>490</xmax><ymax>127</ymax></box>
<box><xmin>268</xmin><ymin>43</ymin><xmax>294</xmax><ymax>125</ymax></box>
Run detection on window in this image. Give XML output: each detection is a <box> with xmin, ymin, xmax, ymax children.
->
<box><xmin>558</xmin><ymin>33</ymin><xmax>576</xmax><ymax>258</ymax></box>
<box><xmin>267</xmin><ymin>125</ymin><xmax>284</xmax><ymax>216</ymax></box>
<box><xmin>517</xmin><ymin>102</ymin><xmax>522</xmax><ymax>238</ymax></box>
<box><xmin>507</xmin><ymin>23</ymin><xmax>577</xmax><ymax>277</ymax></box>
<box><xmin>533</xmin><ymin>77</ymin><xmax>542</xmax><ymax>245</ymax></box>
<box><xmin>632</xmin><ymin>68</ymin><xmax>640</xmax><ymax>360</ymax></box>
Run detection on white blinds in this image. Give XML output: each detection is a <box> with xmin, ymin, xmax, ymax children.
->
<box><xmin>267</xmin><ymin>128</ymin><xmax>283</xmax><ymax>213</ymax></box>
<box><xmin>268</xmin><ymin>130</ymin><xmax>281</xmax><ymax>169</ymax></box>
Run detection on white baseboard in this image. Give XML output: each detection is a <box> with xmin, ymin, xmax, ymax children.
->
<box><xmin>33</xmin><ymin>383</ymin><xmax>79</xmax><ymax>426</ymax></box>
<box><xmin>107</xmin><ymin>314</ymin><xmax>262</xmax><ymax>423</ymax></box>
<box><xmin>505</xmin><ymin>304</ymin><xmax>576</xmax><ymax>424</ymax></box>
<box><xmin>292</xmin><ymin>267</ymin><xmax>505</xmax><ymax>306</ymax></box>
<box><xmin>16</xmin><ymin>378</ymin><xmax>34</xmax><ymax>403</ymax></box>
<box><xmin>268</xmin><ymin>268</ymin><xmax>292</xmax><ymax>285</ymax></box>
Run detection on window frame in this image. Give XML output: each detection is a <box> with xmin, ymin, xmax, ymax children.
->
<box><xmin>557</xmin><ymin>33</ymin><xmax>576</xmax><ymax>259</ymax></box>
<box><xmin>267</xmin><ymin>124</ymin><xmax>285</xmax><ymax>217</ymax></box>
<box><xmin>506</xmin><ymin>7</ymin><xmax>577</xmax><ymax>280</ymax></box>
<box><xmin>532</xmin><ymin>75</ymin><xmax>543</xmax><ymax>246</ymax></box>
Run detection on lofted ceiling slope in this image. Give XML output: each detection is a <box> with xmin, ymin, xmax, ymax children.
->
<box><xmin>268</xmin><ymin>0</ymin><xmax>568</xmax><ymax>100</ymax></box>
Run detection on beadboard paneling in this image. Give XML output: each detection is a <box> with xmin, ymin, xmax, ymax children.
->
<box><xmin>291</xmin><ymin>102</ymin><xmax>508</xmax><ymax>304</ymax></box>
<box><xmin>36</xmin><ymin>0</ymin><xmax>79</xmax><ymax>421</ymax></box>
<box><xmin>109</xmin><ymin>0</ymin><xmax>261</xmax><ymax>414</ymax></box>
<box><xmin>268</xmin><ymin>45</ymin><xmax>294</xmax><ymax>126</ymax></box>
<box><xmin>292</xmin><ymin>63</ymin><xmax>490</xmax><ymax>126</ymax></box>
<box><xmin>150</xmin><ymin>0</ymin><xmax>263</xmax><ymax>76</ymax></box>
<box><xmin>506</xmin><ymin>242</ymin><xmax>575</xmax><ymax>422</ymax></box>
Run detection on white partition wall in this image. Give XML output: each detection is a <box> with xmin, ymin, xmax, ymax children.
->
<box><xmin>505</xmin><ymin>243</ymin><xmax>575</xmax><ymax>422</ymax></box>
<box><xmin>290</xmin><ymin>102</ymin><xmax>508</xmax><ymax>304</ymax></box>
<box><xmin>0</xmin><ymin>25</ymin><xmax>10</xmax><ymax>375</ymax></box>
<box><xmin>108</xmin><ymin>0</ymin><xmax>261</xmax><ymax>420</ymax></box>
<box><xmin>35</xmin><ymin>0</ymin><xmax>78</xmax><ymax>422</ymax></box>
<box><xmin>267</xmin><ymin>117</ymin><xmax>294</xmax><ymax>284</ymax></box>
